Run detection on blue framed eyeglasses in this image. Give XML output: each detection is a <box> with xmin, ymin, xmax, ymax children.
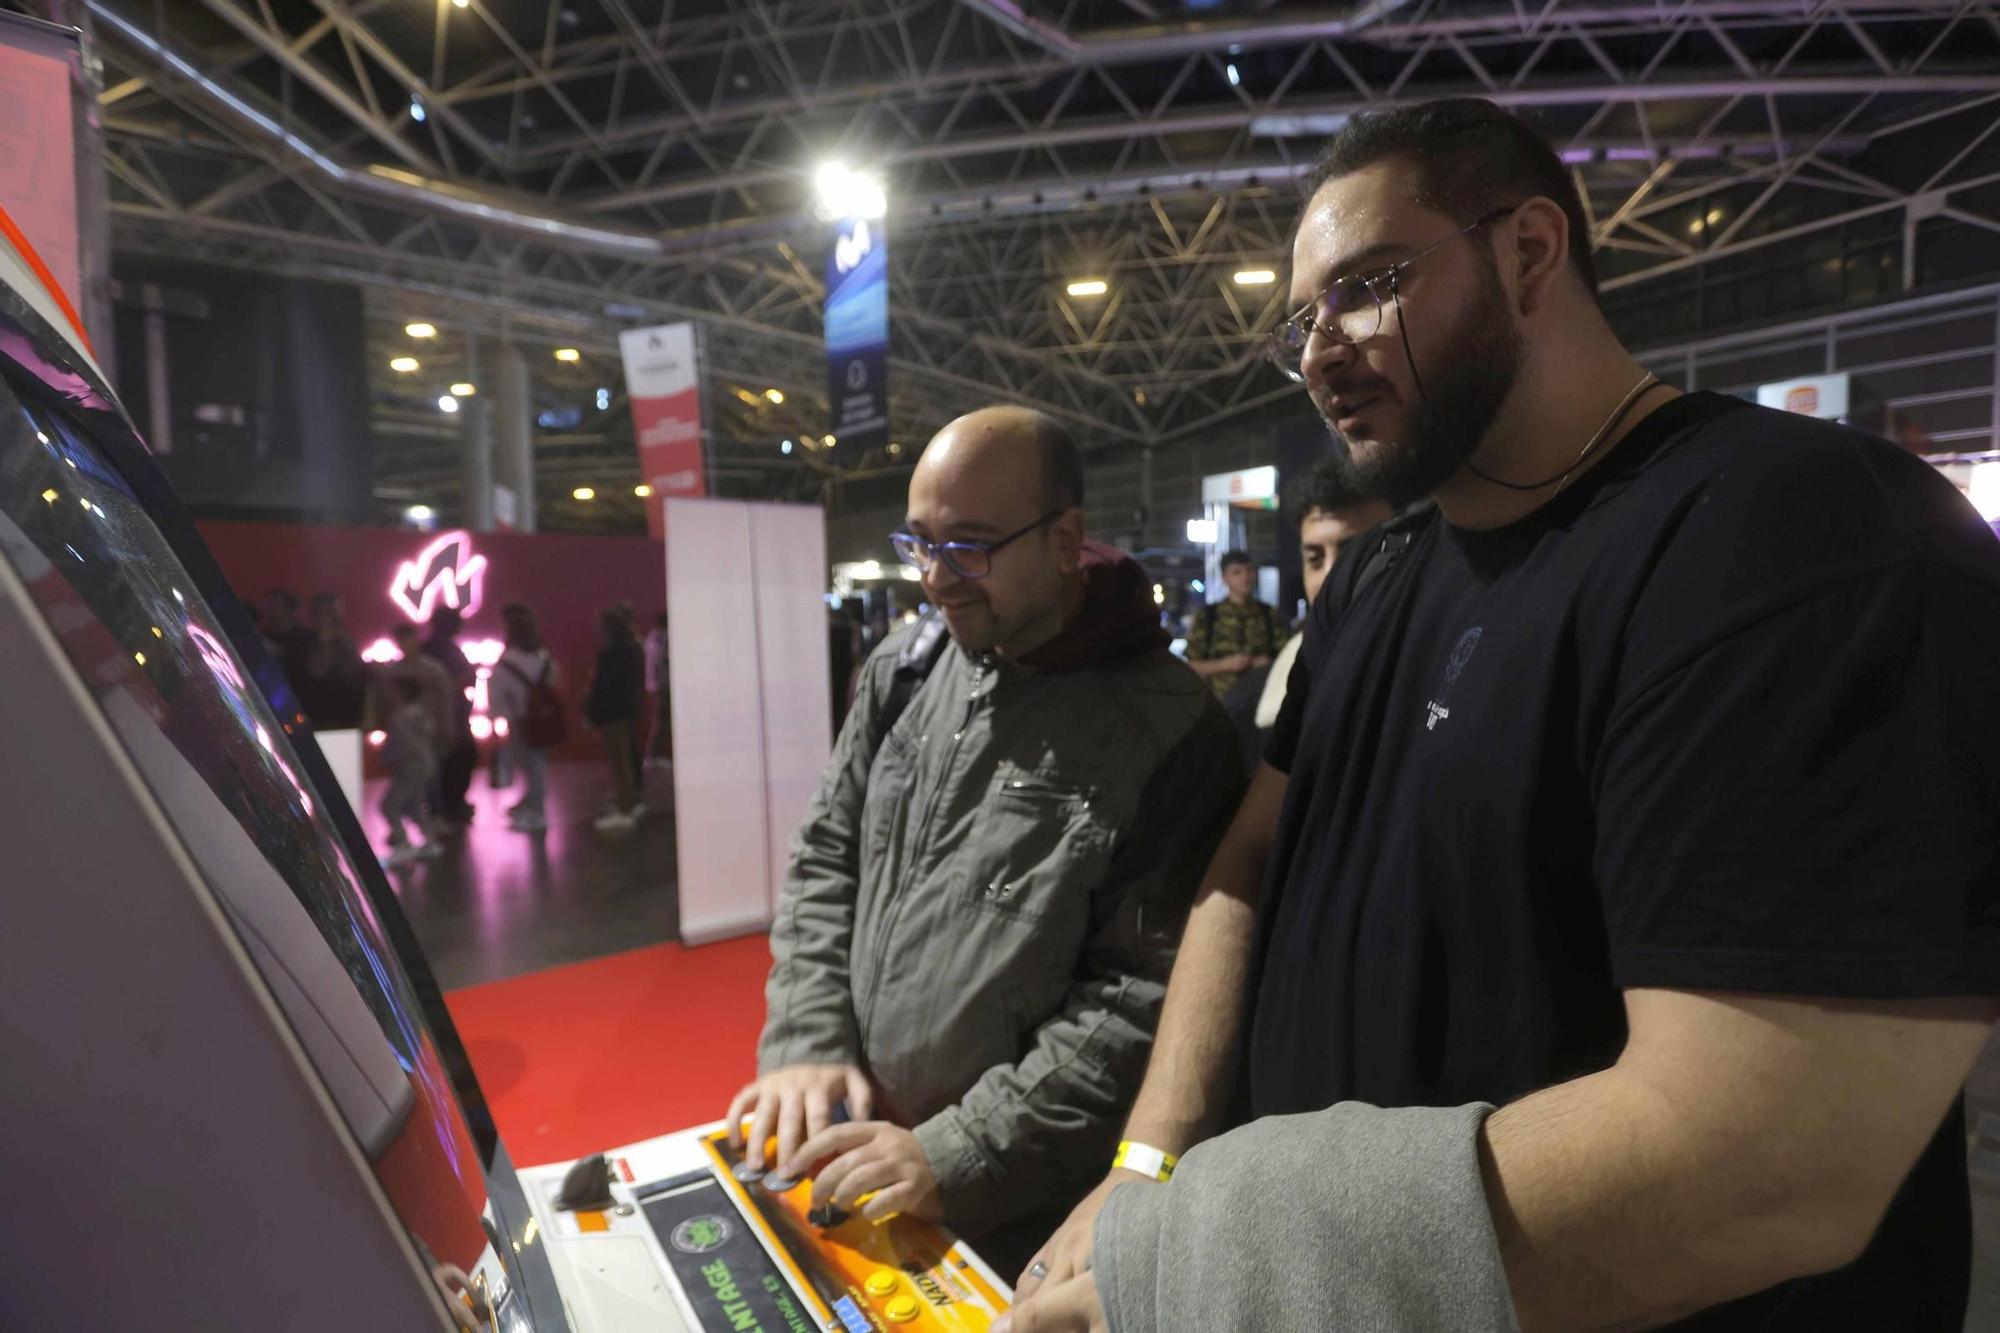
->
<box><xmin>889</xmin><ymin>513</ymin><xmax>1059</xmax><ymax>581</ymax></box>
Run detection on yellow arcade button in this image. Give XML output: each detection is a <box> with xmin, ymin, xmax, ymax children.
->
<box><xmin>884</xmin><ymin>1294</ymin><xmax>922</xmax><ymax>1323</ymax></box>
<box><xmin>865</xmin><ymin>1270</ymin><xmax>901</xmax><ymax>1297</ymax></box>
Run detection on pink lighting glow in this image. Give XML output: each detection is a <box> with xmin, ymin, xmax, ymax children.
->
<box><xmin>388</xmin><ymin>531</ymin><xmax>488</xmax><ymax>624</ymax></box>
<box><xmin>360</xmin><ymin>636</ymin><xmax>508</xmax><ymax>744</ymax></box>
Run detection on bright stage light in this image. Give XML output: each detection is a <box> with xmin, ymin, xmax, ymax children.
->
<box><xmin>451</xmin><ymin>381</ymin><xmax>475</xmax><ymax>396</ymax></box>
<box><xmin>404</xmin><ymin>504</ymin><xmax>435</xmax><ymax>524</ymax></box>
<box><xmin>437</xmin><ymin>394</ymin><xmax>459</xmax><ymax>413</ymax></box>
<box><xmin>765</xmin><ymin>388</ymin><xmax>785</xmax><ymax>404</ymax></box>
<box><xmin>1066</xmin><ymin>279</ymin><xmax>1108</xmax><ymax>298</ymax></box>
<box><xmin>553</xmin><ymin>347</ymin><xmax>581</xmax><ymax>363</ymax></box>
<box><xmin>390</xmin><ymin>356</ymin><xmax>420</xmax><ymax>373</ymax></box>
<box><xmin>634</xmin><ymin>484</ymin><xmax>653</xmax><ymax>498</ymax></box>
<box><xmin>573</xmin><ymin>486</ymin><xmax>596</xmax><ymax>501</ymax></box>
<box><xmin>1233</xmin><ymin>269</ymin><xmax>1276</xmax><ymax>286</ymax></box>
<box><xmin>405</xmin><ymin>322</ymin><xmax>436</xmax><ymax>338</ymax></box>
<box><xmin>814</xmin><ymin>160</ymin><xmax>887</xmax><ymax>221</ymax></box>
<box><xmin>1187</xmin><ymin>518</ymin><xmax>1219</xmax><ymax>544</ymax></box>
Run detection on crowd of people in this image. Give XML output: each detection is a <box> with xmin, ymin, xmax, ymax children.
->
<box><xmin>251</xmin><ymin>591</ymin><xmax>673</xmax><ymax>864</ymax></box>
<box><xmin>724</xmin><ymin>96</ymin><xmax>2000</xmax><ymax>1333</ymax></box>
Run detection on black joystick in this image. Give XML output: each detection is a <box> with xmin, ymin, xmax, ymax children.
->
<box><xmin>557</xmin><ymin>1154</ymin><xmax>616</xmax><ymax>1212</ymax></box>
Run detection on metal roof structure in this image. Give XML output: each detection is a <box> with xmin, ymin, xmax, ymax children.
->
<box><xmin>51</xmin><ymin>0</ymin><xmax>2000</xmax><ymax>527</ymax></box>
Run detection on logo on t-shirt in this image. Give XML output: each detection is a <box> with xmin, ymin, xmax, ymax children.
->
<box><xmin>1425</xmin><ymin>627</ymin><xmax>1483</xmax><ymax>732</ymax></box>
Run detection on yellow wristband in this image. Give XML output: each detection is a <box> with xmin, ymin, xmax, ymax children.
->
<box><xmin>1113</xmin><ymin>1140</ymin><xmax>1178</xmax><ymax>1182</ymax></box>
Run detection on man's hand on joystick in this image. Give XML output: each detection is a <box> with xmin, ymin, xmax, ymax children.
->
<box><xmin>782</xmin><ymin>1121</ymin><xmax>944</xmax><ymax>1226</ymax></box>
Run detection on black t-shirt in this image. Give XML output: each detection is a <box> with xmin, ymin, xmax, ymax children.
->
<box><xmin>1258</xmin><ymin>392</ymin><xmax>2000</xmax><ymax>1329</ymax></box>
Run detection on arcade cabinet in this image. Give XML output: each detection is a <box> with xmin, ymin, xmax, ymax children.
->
<box><xmin>0</xmin><ymin>215</ymin><xmax>1010</xmax><ymax>1331</ymax></box>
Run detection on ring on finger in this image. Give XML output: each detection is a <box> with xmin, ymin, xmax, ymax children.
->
<box><xmin>1027</xmin><ymin>1261</ymin><xmax>1049</xmax><ymax>1281</ymax></box>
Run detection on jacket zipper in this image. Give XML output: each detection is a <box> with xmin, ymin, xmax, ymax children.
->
<box><xmin>859</xmin><ymin>653</ymin><xmax>988</xmax><ymax>1037</ymax></box>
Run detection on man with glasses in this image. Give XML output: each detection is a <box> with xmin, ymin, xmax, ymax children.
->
<box><xmin>1007</xmin><ymin>98</ymin><xmax>2000</xmax><ymax>1333</ymax></box>
<box><xmin>723</xmin><ymin>405</ymin><xmax>1243</xmax><ymax>1274</ymax></box>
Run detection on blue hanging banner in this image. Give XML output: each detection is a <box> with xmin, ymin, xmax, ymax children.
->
<box><xmin>825</xmin><ymin>216</ymin><xmax>890</xmax><ymax>455</ymax></box>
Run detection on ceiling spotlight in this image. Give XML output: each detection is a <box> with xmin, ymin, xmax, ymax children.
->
<box><xmin>404</xmin><ymin>322</ymin><xmax>436</xmax><ymax>338</ymax></box>
<box><xmin>825</xmin><ymin>434</ymin><xmax>837</xmax><ymax>448</ymax></box>
<box><xmin>1233</xmin><ymin>269</ymin><xmax>1277</xmax><ymax>286</ymax></box>
<box><xmin>888</xmin><ymin>442</ymin><xmax>902</xmax><ymax>456</ymax></box>
<box><xmin>451</xmin><ymin>0</ymin><xmax>468</xmax><ymax>8</ymax></box>
<box><xmin>553</xmin><ymin>347</ymin><xmax>581</xmax><ymax>363</ymax></box>
<box><xmin>813</xmin><ymin>160</ymin><xmax>887</xmax><ymax>221</ymax></box>
<box><xmin>1066</xmin><ymin>279</ymin><xmax>1109</xmax><ymax>298</ymax></box>
<box><xmin>404</xmin><ymin>504</ymin><xmax>435</xmax><ymax>523</ymax></box>
<box><xmin>572</xmin><ymin>486</ymin><xmax>596</xmax><ymax>501</ymax></box>
<box><xmin>1226</xmin><ymin>63</ymin><xmax>1241</xmax><ymax>87</ymax></box>
<box><xmin>409</xmin><ymin>98</ymin><xmax>426</xmax><ymax>124</ymax></box>
<box><xmin>765</xmin><ymin>387</ymin><xmax>785</xmax><ymax>404</ymax></box>
<box><xmin>634</xmin><ymin>483</ymin><xmax>653</xmax><ymax>498</ymax></box>
<box><xmin>437</xmin><ymin>394</ymin><xmax>459</xmax><ymax>413</ymax></box>
<box><xmin>781</xmin><ymin>439</ymin><xmax>794</xmax><ymax>454</ymax></box>
<box><xmin>390</xmin><ymin>356</ymin><xmax>420</xmax><ymax>373</ymax></box>
<box><xmin>450</xmin><ymin>381</ymin><xmax>475</xmax><ymax>396</ymax></box>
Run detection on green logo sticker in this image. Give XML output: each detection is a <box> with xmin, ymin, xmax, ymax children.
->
<box><xmin>671</xmin><ymin>1214</ymin><xmax>733</xmax><ymax>1254</ymax></box>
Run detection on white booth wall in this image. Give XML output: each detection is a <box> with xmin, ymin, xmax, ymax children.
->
<box><xmin>665</xmin><ymin>498</ymin><xmax>833</xmax><ymax>945</ymax></box>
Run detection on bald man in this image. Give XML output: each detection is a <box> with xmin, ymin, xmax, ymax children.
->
<box><xmin>725</xmin><ymin>407</ymin><xmax>1244</xmax><ymax>1271</ymax></box>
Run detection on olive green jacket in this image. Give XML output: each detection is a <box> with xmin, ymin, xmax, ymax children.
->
<box><xmin>758</xmin><ymin>627</ymin><xmax>1244</xmax><ymax>1256</ymax></box>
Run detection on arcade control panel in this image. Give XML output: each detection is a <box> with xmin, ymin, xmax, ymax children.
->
<box><xmin>521</xmin><ymin>1126</ymin><xmax>1011</xmax><ymax>1333</ymax></box>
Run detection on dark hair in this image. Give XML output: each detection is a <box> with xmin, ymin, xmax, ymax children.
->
<box><xmin>1288</xmin><ymin>458</ymin><xmax>1377</xmax><ymax>526</ymax></box>
<box><xmin>1220</xmin><ymin>549</ymin><xmax>1253</xmax><ymax>571</ymax></box>
<box><xmin>429</xmin><ymin>607</ymin><xmax>462</xmax><ymax>635</ymax></box>
<box><xmin>504</xmin><ymin>605</ymin><xmax>543</xmax><ymax>653</ymax></box>
<box><xmin>1028</xmin><ymin>410</ymin><xmax>1085</xmax><ymax>513</ymax></box>
<box><xmin>600</xmin><ymin>606</ymin><xmax>635</xmax><ymax>640</ymax></box>
<box><xmin>392</xmin><ymin>621</ymin><xmax>420</xmax><ymax>639</ymax></box>
<box><xmin>1298</xmin><ymin>97</ymin><xmax>1598</xmax><ymax>296</ymax></box>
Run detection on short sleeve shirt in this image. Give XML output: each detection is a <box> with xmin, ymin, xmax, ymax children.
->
<box><xmin>1257</xmin><ymin>393</ymin><xmax>2000</xmax><ymax>1330</ymax></box>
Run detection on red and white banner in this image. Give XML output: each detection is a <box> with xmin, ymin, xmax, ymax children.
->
<box><xmin>619</xmin><ymin>321</ymin><xmax>704</xmax><ymax>536</ymax></box>
<box><xmin>0</xmin><ymin>24</ymin><xmax>80</xmax><ymax>317</ymax></box>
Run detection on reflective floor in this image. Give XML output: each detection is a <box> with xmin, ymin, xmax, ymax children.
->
<box><xmin>361</xmin><ymin>758</ymin><xmax>680</xmax><ymax>990</ymax></box>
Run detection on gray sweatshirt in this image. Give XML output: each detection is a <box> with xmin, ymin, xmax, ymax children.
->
<box><xmin>1094</xmin><ymin>1101</ymin><xmax>1521</xmax><ymax>1332</ymax></box>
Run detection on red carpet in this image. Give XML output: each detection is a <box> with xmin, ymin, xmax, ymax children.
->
<box><xmin>445</xmin><ymin>934</ymin><xmax>772</xmax><ymax>1167</ymax></box>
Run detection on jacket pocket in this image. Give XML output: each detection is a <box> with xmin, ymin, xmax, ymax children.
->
<box><xmin>960</xmin><ymin>770</ymin><xmax>1113</xmax><ymax>924</ymax></box>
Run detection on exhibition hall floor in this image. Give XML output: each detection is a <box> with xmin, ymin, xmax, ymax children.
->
<box><xmin>365</xmin><ymin>759</ymin><xmax>681</xmax><ymax>990</ymax></box>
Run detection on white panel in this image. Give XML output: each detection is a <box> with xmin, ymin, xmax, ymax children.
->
<box><xmin>749</xmin><ymin>503</ymin><xmax>835</xmax><ymax>916</ymax></box>
<box><xmin>317</xmin><ymin>727</ymin><xmax>366</xmax><ymax>819</ymax></box>
<box><xmin>666</xmin><ymin>498</ymin><xmax>773</xmax><ymax>944</ymax></box>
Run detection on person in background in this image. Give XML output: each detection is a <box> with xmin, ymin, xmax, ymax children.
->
<box><xmin>378</xmin><ymin>674</ymin><xmax>442</xmax><ymax>867</ymax></box>
<box><xmin>382</xmin><ymin>622</ymin><xmax>454</xmax><ymax>743</ymax></box>
<box><xmin>297</xmin><ymin>591</ymin><xmax>367</xmax><ymax>730</ymax></box>
<box><xmin>643</xmin><ymin>610</ymin><xmax>673</xmax><ymax>767</ymax></box>
<box><xmin>585</xmin><ymin>606</ymin><xmax>645</xmax><ymax>833</ymax></box>
<box><xmin>725</xmin><ymin>405</ymin><xmax>1244</xmax><ymax>1277</ymax></box>
<box><xmin>1184</xmin><ymin>550</ymin><xmax>1286</xmax><ymax>698</ymax></box>
<box><xmin>256</xmin><ymin>588</ymin><xmax>314</xmax><ymax>683</ymax></box>
<box><xmin>491</xmin><ymin>604</ymin><xmax>562</xmax><ymax>833</ymax></box>
<box><xmin>1248</xmin><ymin>463</ymin><xmax>1394</xmax><ymax>743</ymax></box>
<box><xmin>422</xmin><ymin>607</ymin><xmax>479</xmax><ymax>828</ymax></box>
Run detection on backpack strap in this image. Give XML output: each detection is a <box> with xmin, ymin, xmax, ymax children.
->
<box><xmin>868</xmin><ymin>612</ymin><xmax>950</xmax><ymax>756</ymax></box>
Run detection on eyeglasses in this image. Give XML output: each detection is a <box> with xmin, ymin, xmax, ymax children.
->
<box><xmin>890</xmin><ymin>512</ymin><xmax>1060</xmax><ymax>581</ymax></box>
<box><xmin>1264</xmin><ymin>205</ymin><xmax>1520</xmax><ymax>383</ymax></box>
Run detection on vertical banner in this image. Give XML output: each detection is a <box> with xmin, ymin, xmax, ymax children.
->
<box><xmin>826</xmin><ymin>217</ymin><xmax>890</xmax><ymax>455</ymax></box>
<box><xmin>619</xmin><ymin>321</ymin><xmax>704</xmax><ymax>537</ymax></box>
<box><xmin>0</xmin><ymin>16</ymin><xmax>80</xmax><ymax>313</ymax></box>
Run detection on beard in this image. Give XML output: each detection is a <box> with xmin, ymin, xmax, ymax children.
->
<box><xmin>1323</xmin><ymin>252</ymin><xmax>1525</xmax><ymax>508</ymax></box>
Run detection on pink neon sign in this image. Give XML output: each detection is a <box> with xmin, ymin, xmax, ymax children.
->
<box><xmin>389</xmin><ymin>531</ymin><xmax>487</xmax><ymax>624</ymax></box>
